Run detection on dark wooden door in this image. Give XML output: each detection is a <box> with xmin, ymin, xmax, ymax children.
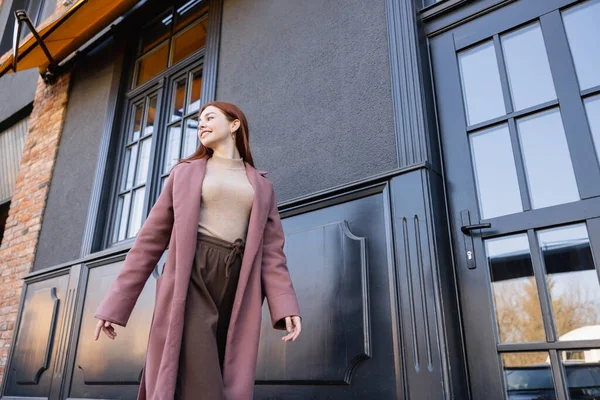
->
<box><xmin>431</xmin><ymin>0</ymin><xmax>600</xmax><ymax>398</ymax></box>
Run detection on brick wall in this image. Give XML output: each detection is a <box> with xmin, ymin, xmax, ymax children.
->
<box><xmin>0</xmin><ymin>1</ymin><xmax>72</xmax><ymax>383</ymax></box>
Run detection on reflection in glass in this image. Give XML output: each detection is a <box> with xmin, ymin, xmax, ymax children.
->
<box><xmin>517</xmin><ymin>109</ymin><xmax>579</xmax><ymax>209</ymax></box>
<box><xmin>131</xmin><ymin>103</ymin><xmax>144</xmax><ymax>141</ymax></box>
<box><xmin>164</xmin><ymin>125</ymin><xmax>182</xmax><ymax>173</ymax></box>
<box><xmin>175</xmin><ymin>0</ymin><xmax>208</xmax><ymax>31</ymax></box>
<box><xmin>145</xmin><ymin>96</ymin><xmax>157</xmax><ymax>137</ymax></box>
<box><xmin>584</xmin><ymin>96</ymin><xmax>600</xmax><ymax>167</ymax></box>
<box><xmin>135</xmin><ymin>138</ymin><xmax>152</xmax><ymax>186</ymax></box>
<box><xmin>470</xmin><ymin>124</ymin><xmax>522</xmax><ymax>219</ymax></box>
<box><xmin>538</xmin><ymin>224</ymin><xmax>600</xmax><ymax>340</ymax></box>
<box><xmin>122</xmin><ymin>144</ymin><xmax>138</xmax><ymax>190</ymax></box>
<box><xmin>188</xmin><ymin>71</ymin><xmax>202</xmax><ymax>113</ymax></box>
<box><xmin>183</xmin><ymin>118</ymin><xmax>198</xmax><ymax>158</ymax></box>
<box><xmin>128</xmin><ymin>187</ymin><xmax>146</xmax><ymax>238</ymax></box>
<box><xmin>501</xmin><ymin>23</ymin><xmax>556</xmax><ymax>111</ymax></box>
<box><xmin>458</xmin><ymin>41</ymin><xmax>506</xmax><ymax>125</ymax></box>
<box><xmin>115</xmin><ymin>193</ymin><xmax>131</xmax><ymax>242</ymax></box>
<box><xmin>560</xmin><ymin>348</ymin><xmax>600</xmax><ymax>398</ymax></box>
<box><xmin>501</xmin><ymin>352</ymin><xmax>556</xmax><ymax>399</ymax></box>
<box><xmin>171</xmin><ymin>18</ymin><xmax>208</xmax><ymax>65</ymax></box>
<box><xmin>563</xmin><ymin>0</ymin><xmax>600</xmax><ymax>91</ymax></box>
<box><xmin>140</xmin><ymin>12</ymin><xmax>172</xmax><ymax>54</ymax></box>
<box><xmin>486</xmin><ymin>235</ymin><xmax>545</xmax><ymax>343</ymax></box>
<box><xmin>172</xmin><ymin>80</ymin><xmax>186</xmax><ymax>122</ymax></box>
<box><xmin>135</xmin><ymin>42</ymin><xmax>169</xmax><ymax>87</ymax></box>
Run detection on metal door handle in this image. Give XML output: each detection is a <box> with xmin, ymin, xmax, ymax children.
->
<box><xmin>461</xmin><ymin>223</ymin><xmax>491</xmax><ymax>235</ymax></box>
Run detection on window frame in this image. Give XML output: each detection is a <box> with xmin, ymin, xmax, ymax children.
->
<box><xmin>99</xmin><ymin>0</ymin><xmax>216</xmax><ymax>250</ymax></box>
<box><xmin>0</xmin><ymin>0</ymin><xmax>49</xmax><ymax>55</ymax></box>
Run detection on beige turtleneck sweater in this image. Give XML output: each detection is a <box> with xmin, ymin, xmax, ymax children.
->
<box><xmin>197</xmin><ymin>154</ymin><xmax>255</xmax><ymax>244</ymax></box>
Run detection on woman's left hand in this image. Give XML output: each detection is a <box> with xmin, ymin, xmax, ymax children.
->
<box><xmin>282</xmin><ymin>315</ymin><xmax>302</xmax><ymax>342</ymax></box>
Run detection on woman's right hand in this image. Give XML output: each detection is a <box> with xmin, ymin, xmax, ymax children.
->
<box><xmin>94</xmin><ymin>319</ymin><xmax>117</xmax><ymax>341</ymax></box>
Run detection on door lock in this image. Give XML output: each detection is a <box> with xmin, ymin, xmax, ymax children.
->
<box><xmin>460</xmin><ymin>210</ymin><xmax>491</xmax><ymax>270</ymax></box>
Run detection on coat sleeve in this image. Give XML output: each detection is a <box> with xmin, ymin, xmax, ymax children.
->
<box><xmin>261</xmin><ymin>185</ymin><xmax>301</xmax><ymax>330</ymax></box>
<box><xmin>94</xmin><ymin>166</ymin><xmax>177</xmax><ymax>327</ymax></box>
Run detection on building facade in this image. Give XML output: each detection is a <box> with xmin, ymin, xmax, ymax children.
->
<box><xmin>0</xmin><ymin>0</ymin><xmax>599</xmax><ymax>399</ymax></box>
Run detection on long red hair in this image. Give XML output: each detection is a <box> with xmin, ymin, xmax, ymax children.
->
<box><xmin>176</xmin><ymin>101</ymin><xmax>255</xmax><ymax>167</ymax></box>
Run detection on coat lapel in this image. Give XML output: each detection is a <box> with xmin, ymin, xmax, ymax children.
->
<box><xmin>233</xmin><ymin>161</ymin><xmax>271</xmax><ymax>310</ymax></box>
<box><xmin>172</xmin><ymin>156</ymin><xmax>271</xmax><ymax>303</ymax></box>
<box><xmin>172</xmin><ymin>157</ymin><xmax>207</xmax><ymax>301</ymax></box>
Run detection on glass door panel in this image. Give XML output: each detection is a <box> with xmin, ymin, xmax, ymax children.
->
<box><xmin>431</xmin><ymin>1</ymin><xmax>600</xmax><ymax>398</ymax></box>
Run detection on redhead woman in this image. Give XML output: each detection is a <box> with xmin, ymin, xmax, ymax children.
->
<box><xmin>93</xmin><ymin>101</ymin><xmax>302</xmax><ymax>400</ymax></box>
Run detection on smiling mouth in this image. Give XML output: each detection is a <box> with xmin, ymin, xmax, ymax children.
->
<box><xmin>200</xmin><ymin>131</ymin><xmax>211</xmax><ymax>138</ymax></box>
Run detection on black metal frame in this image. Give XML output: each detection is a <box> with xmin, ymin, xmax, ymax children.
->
<box><xmin>431</xmin><ymin>1</ymin><xmax>600</xmax><ymax>399</ymax></box>
<box><xmin>78</xmin><ymin>0</ymin><xmax>220</xmax><ymax>252</ymax></box>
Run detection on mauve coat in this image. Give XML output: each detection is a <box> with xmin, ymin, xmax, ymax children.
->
<box><xmin>94</xmin><ymin>156</ymin><xmax>301</xmax><ymax>400</ymax></box>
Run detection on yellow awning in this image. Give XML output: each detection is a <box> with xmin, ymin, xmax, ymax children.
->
<box><xmin>0</xmin><ymin>0</ymin><xmax>140</xmax><ymax>78</ymax></box>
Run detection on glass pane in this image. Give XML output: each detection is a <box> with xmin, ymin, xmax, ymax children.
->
<box><xmin>458</xmin><ymin>41</ymin><xmax>506</xmax><ymax>125</ymax></box>
<box><xmin>501</xmin><ymin>23</ymin><xmax>557</xmax><ymax>111</ymax></box>
<box><xmin>172</xmin><ymin>79</ymin><xmax>186</xmax><ymax>122</ymax></box>
<box><xmin>538</xmin><ymin>224</ymin><xmax>600</xmax><ymax>340</ymax></box>
<box><xmin>140</xmin><ymin>11</ymin><xmax>172</xmax><ymax>54</ymax></box>
<box><xmin>135</xmin><ymin>41</ymin><xmax>169</xmax><ymax>87</ymax></box>
<box><xmin>563</xmin><ymin>0</ymin><xmax>600</xmax><ymax>91</ymax></box>
<box><xmin>182</xmin><ymin>117</ymin><xmax>198</xmax><ymax>158</ymax></box>
<box><xmin>502</xmin><ymin>352</ymin><xmax>556</xmax><ymax>399</ymax></box>
<box><xmin>486</xmin><ymin>235</ymin><xmax>545</xmax><ymax>343</ymax></box>
<box><xmin>174</xmin><ymin>0</ymin><xmax>209</xmax><ymax>31</ymax></box>
<box><xmin>470</xmin><ymin>124</ymin><xmax>522</xmax><ymax>219</ymax></box>
<box><xmin>560</xmin><ymin>349</ymin><xmax>600</xmax><ymax>398</ymax></box>
<box><xmin>131</xmin><ymin>103</ymin><xmax>144</xmax><ymax>141</ymax></box>
<box><xmin>144</xmin><ymin>96</ymin><xmax>157</xmax><ymax>137</ymax></box>
<box><xmin>164</xmin><ymin>124</ymin><xmax>182</xmax><ymax>173</ymax></box>
<box><xmin>188</xmin><ymin>71</ymin><xmax>202</xmax><ymax>113</ymax></box>
<box><xmin>170</xmin><ymin>18</ymin><xmax>208</xmax><ymax>65</ymax></box>
<box><xmin>128</xmin><ymin>187</ymin><xmax>146</xmax><ymax>238</ymax></box>
<box><xmin>115</xmin><ymin>193</ymin><xmax>131</xmax><ymax>242</ymax></box>
<box><xmin>584</xmin><ymin>96</ymin><xmax>600</xmax><ymax>167</ymax></box>
<box><xmin>517</xmin><ymin>108</ymin><xmax>579</xmax><ymax>209</ymax></box>
<box><xmin>135</xmin><ymin>137</ymin><xmax>152</xmax><ymax>186</ymax></box>
<box><xmin>122</xmin><ymin>144</ymin><xmax>138</xmax><ymax>190</ymax></box>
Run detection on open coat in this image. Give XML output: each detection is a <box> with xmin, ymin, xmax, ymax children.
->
<box><xmin>94</xmin><ymin>156</ymin><xmax>301</xmax><ymax>400</ymax></box>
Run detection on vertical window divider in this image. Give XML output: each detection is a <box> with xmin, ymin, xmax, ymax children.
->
<box><xmin>549</xmin><ymin>349</ymin><xmax>569</xmax><ymax>400</ymax></box>
<box><xmin>150</xmin><ymin>77</ymin><xmax>168</xmax><ymax>205</ymax></box>
<box><xmin>108</xmin><ymin>100</ymin><xmax>136</xmax><ymax>245</ymax></box>
<box><xmin>492</xmin><ymin>34</ymin><xmax>514</xmax><ymax>115</ymax></box>
<box><xmin>507</xmin><ymin>118</ymin><xmax>532</xmax><ymax>211</ymax></box>
<box><xmin>171</xmin><ymin>79</ymin><xmax>185</xmax><ymax>171</ymax></box>
<box><xmin>527</xmin><ymin>229</ymin><xmax>557</xmax><ymax>343</ymax></box>
<box><xmin>540</xmin><ymin>11</ymin><xmax>600</xmax><ymax>199</ymax></box>
<box><xmin>585</xmin><ymin>217</ymin><xmax>600</xmax><ymax>285</ymax></box>
<box><xmin>131</xmin><ymin>102</ymin><xmax>146</xmax><ymax>187</ymax></box>
<box><xmin>141</xmin><ymin>95</ymin><xmax>159</xmax><ymax>227</ymax></box>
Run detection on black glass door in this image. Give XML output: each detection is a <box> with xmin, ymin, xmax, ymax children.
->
<box><xmin>431</xmin><ymin>0</ymin><xmax>600</xmax><ymax>398</ymax></box>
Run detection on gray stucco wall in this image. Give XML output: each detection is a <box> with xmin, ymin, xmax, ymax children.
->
<box><xmin>217</xmin><ymin>0</ymin><xmax>397</xmax><ymax>201</ymax></box>
<box><xmin>0</xmin><ymin>0</ymin><xmax>57</xmax><ymax>123</ymax></box>
<box><xmin>33</xmin><ymin>39</ymin><xmax>117</xmax><ymax>271</ymax></box>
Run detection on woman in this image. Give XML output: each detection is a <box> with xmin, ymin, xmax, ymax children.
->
<box><xmin>93</xmin><ymin>101</ymin><xmax>302</xmax><ymax>400</ymax></box>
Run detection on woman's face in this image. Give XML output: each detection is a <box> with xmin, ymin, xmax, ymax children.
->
<box><xmin>198</xmin><ymin>106</ymin><xmax>239</xmax><ymax>149</ymax></box>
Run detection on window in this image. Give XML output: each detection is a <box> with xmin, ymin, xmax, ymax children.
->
<box><xmin>133</xmin><ymin>1</ymin><xmax>208</xmax><ymax>88</ymax></box>
<box><xmin>0</xmin><ymin>0</ymin><xmax>52</xmax><ymax>55</ymax></box>
<box><xmin>0</xmin><ymin>115</ymin><xmax>28</xmax><ymax>244</ymax></box>
<box><xmin>108</xmin><ymin>0</ymin><xmax>208</xmax><ymax>245</ymax></box>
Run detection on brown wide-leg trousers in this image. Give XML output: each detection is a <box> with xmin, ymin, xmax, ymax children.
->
<box><xmin>175</xmin><ymin>231</ymin><xmax>245</xmax><ymax>400</ymax></box>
